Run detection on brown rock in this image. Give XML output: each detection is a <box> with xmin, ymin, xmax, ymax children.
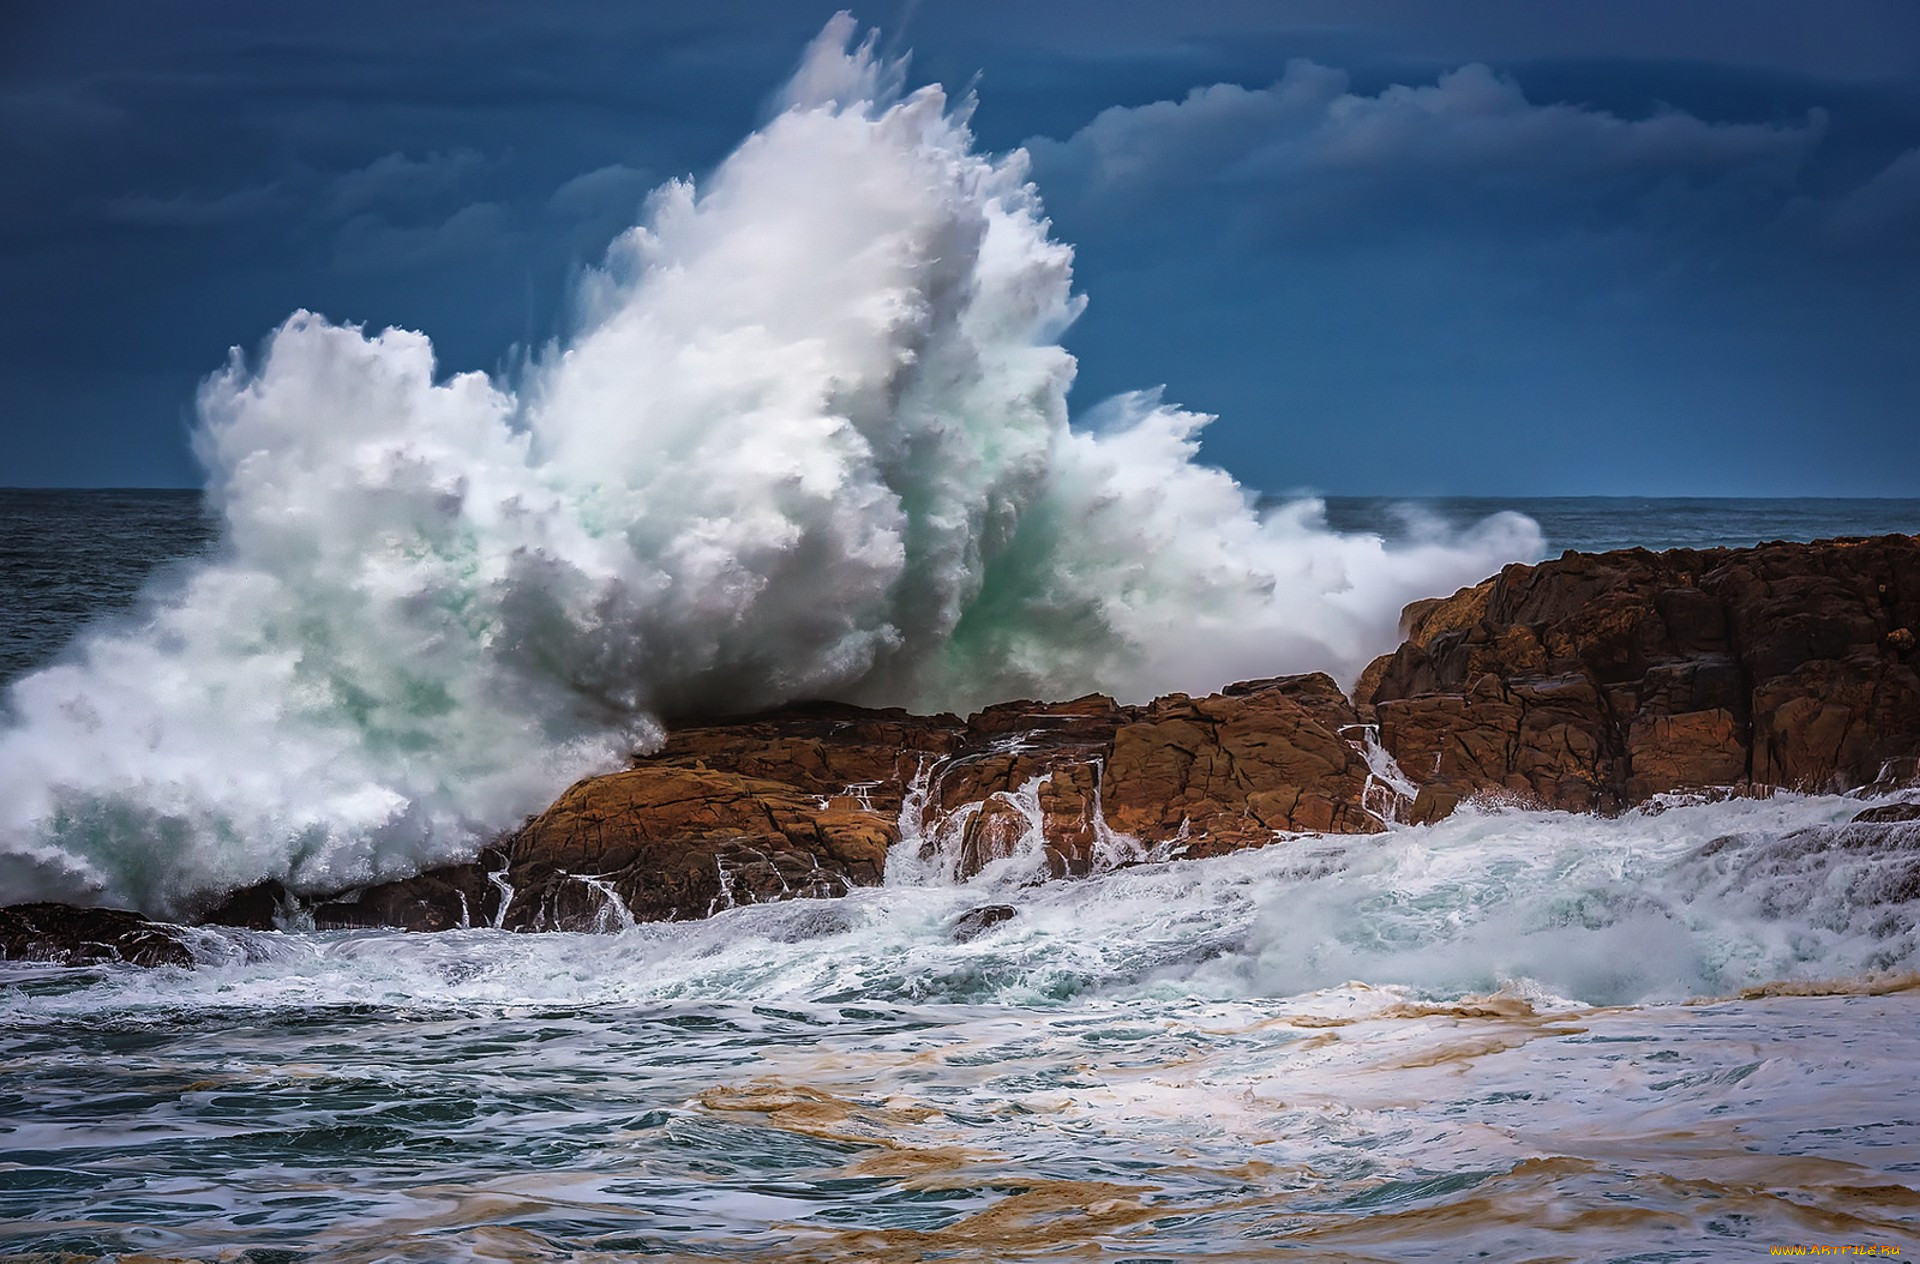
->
<box><xmin>1103</xmin><ymin>673</ymin><xmax>1381</xmax><ymax>855</ymax></box>
<box><xmin>1402</xmin><ymin>577</ymin><xmax>1498</xmax><ymax>647</ymax></box>
<box><xmin>485</xmin><ymin>674</ymin><xmax>1391</xmax><ymax>927</ymax></box>
<box><xmin>502</xmin><ymin>765</ymin><xmax>897</xmax><ymax>930</ymax></box>
<box><xmin>1366</xmin><ymin>534</ymin><xmax>1920</xmax><ymax>812</ymax></box>
<box><xmin>649</xmin><ymin>701</ymin><xmax>964</xmax><ymax>821</ymax></box>
<box><xmin>911</xmin><ymin>694</ymin><xmax>1131</xmax><ymax>878</ymax></box>
<box><xmin>1625</xmin><ymin>707</ymin><xmax>1746</xmax><ymax>800</ymax></box>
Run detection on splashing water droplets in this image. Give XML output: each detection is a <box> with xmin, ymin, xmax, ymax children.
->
<box><xmin>0</xmin><ymin>19</ymin><xmax>1538</xmax><ymax>914</ymax></box>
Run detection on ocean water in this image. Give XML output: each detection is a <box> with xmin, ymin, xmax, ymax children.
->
<box><xmin>0</xmin><ymin>489</ymin><xmax>217</xmax><ymax>689</ymax></box>
<box><xmin>4</xmin><ymin>18</ymin><xmax>1920</xmax><ymax>1262</ymax></box>
<box><xmin>1318</xmin><ymin>494</ymin><xmax>1920</xmax><ymax>557</ymax></box>
<box><xmin>4</xmin><ymin>792</ymin><xmax>1919</xmax><ymax>1261</ymax></box>
<box><xmin>5</xmin><ymin>505</ymin><xmax>1917</xmax><ymax>1263</ymax></box>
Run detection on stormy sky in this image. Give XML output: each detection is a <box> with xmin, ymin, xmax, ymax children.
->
<box><xmin>4</xmin><ymin>1</ymin><xmax>1917</xmax><ymax>494</ymax></box>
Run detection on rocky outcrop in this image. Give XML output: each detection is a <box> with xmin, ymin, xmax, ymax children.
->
<box><xmin>1361</xmin><ymin>535</ymin><xmax>1920</xmax><ymax>820</ymax></box>
<box><xmin>497</xmin><ymin>675</ymin><xmax>1382</xmax><ymax>930</ymax></box>
<box><xmin>504</xmin><ymin>765</ymin><xmax>898</xmax><ymax>930</ymax></box>
<box><xmin>0</xmin><ymin>903</ymin><xmax>193</xmax><ymax>967</ymax></box>
<box><xmin>9</xmin><ymin>535</ymin><xmax>1915</xmax><ymax>960</ymax></box>
<box><xmin>201</xmin><ymin>860</ymin><xmax>501</xmax><ymax>933</ymax></box>
<box><xmin>1102</xmin><ymin>674</ymin><xmax>1382</xmax><ymax>856</ymax></box>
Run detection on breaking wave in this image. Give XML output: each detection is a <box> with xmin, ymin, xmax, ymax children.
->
<box><xmin>0</xmin><ymin>17</ymin><xmax>1539</xmax><ymax>914</ymax></box>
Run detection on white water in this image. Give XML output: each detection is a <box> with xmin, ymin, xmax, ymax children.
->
<box><xmin>4</xmin><ymin>792</ymin><xmax>1916</xmax><ymax>1259</ymax></box>
<box><xmin>6</xmin><ymin>789</ymin><xmax>1908</xmax><ymax>1016</ymax></box>
<box><xmin>0</xmin><ymin>17</ymin><xmax>1538</xmax><ymax>915</ymax></box>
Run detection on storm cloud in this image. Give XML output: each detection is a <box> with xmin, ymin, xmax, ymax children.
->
<box><xmin>1026</xmin><ymin>58</ymin><xmax>1919</xmax><ymax>494</ymax></box>
<box><xmin>2</xmin><ymin>1</ymin><xmax>1916</xmax><ymax>493</ymax></box>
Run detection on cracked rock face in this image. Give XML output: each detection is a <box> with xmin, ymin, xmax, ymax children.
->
<box><xmin>503</xmin><ymin>764</ymin><xmax>896</xmax><ymax>930</ymax></box>
<box><xmin>493</xmin><ymin>678</ymin><xmax>1384</xmax><ymax>930</ymax></box>
<box><xmin>1361</xmin><ymin>534</ymin><xmax>1920</xmax><ymax>820</ymax></box>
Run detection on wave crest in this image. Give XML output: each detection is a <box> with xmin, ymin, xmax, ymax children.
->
<box><xmin>0</xmin><ymin>19</ymin><xmax>1540</xmax><ymax>913</ymax></box>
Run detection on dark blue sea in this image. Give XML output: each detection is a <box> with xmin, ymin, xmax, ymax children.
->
<box><xmin>0</xmin><ymin>489</ymin><xmax>216</xmax><ymax>687</ymax></box>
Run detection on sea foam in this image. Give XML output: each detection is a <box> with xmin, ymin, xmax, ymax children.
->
<box><xmin>0</xmin><ymin>18</ymin><xmax>1539</xmax><ymax>914</ymax></box>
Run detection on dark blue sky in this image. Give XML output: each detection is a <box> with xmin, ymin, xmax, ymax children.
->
<box><xmin>4</xmin><ymin>1</ymin><xmax>1917</xmax><ymax>494</ymax></box>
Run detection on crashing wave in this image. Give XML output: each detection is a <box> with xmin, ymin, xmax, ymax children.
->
<box><xmin>0</xmin><ymin>17</ymin><xmax>1539</xmax><ymax>914</ymax></box>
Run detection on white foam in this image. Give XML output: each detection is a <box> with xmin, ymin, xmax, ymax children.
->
<box><xmin>0</xmin><ymin>17</ymin><xmax>1539</xmax><ymax>914</ymax></box>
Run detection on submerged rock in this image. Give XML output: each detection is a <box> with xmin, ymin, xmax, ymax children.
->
<box><xmin>308</xmin><ymin>862</ymin><xmax>498</xmax><ymax>932</ymax></box>
<box><xmin>197</xmin><ymin>856</ymin><xmax>503</xmax><ymax>934</ymax></box>
<box><xmin>1854</xmin><ymin>801</ymin><xmax>1920</xmax><ymax>825</ymax></box>
<box><xmin>198</xmin><ymin>879</ymin><xmax>293</xmax><ymax>930</ymax></box>
<box><xmin>1685</xmin><ymin>814</ymin><xmax>1920</xmax><ymax>928</ymax></box>
<box><xmin>0</xmin><ymin>902</ymin><xmax>193</xmax><ymax>967</ymax></box>
<box><xmin>950</xmin><ymin>904</ymin><xmax>1017</xmax><ymax>942</ymax></box>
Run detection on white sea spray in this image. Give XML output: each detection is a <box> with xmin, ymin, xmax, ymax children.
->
<box><xmin>0</xmin><ymin>18</ymin><xmax>1539</xmax><ymax>914</ymax></box>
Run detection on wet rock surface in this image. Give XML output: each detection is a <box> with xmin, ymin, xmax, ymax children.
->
<box><xmin>1362</xmin><ymin>535</ymin><xmax>1920</xmax><ymax>819</ymax></box>
<box><xmin>1686</xmin><ymin>814</ymin><xmax>1920</xmax><ymax>934</ymax></box>
<box><xmin>497</xmin><ymin>673</ymin><xmax>1381</xmax><ymax>930</ymax></box>
<box><xmin>199</xmin><ymin>861</ymin><xmax>503</xmax><ymax>934</ymax></box>
<box><xmin>0</xmin><ymin>903</ymin><xmax>193</xmax><ymax>967</ymax></box>
<box><xmin>309</xmin><ymin>862</ymin><xmax>500</xmax><ymax>933</ymax></box>
<box><xmin>1854</xmin><ymin>801</ymin><xmax>1920</xmax><ymax>825</ymax></box>
<box><xmin>950</xmin><ymin>904</ymin><xmax>1017</xmax><ymax>941</ymax></box>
